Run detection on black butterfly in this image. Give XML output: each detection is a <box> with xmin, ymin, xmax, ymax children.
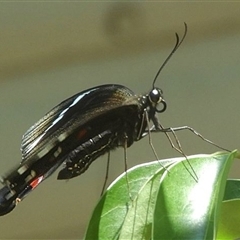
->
<box><xmin>0</xmin><ymin>23</ymin><xmax>223</xmax><ymax>216</ymax></box>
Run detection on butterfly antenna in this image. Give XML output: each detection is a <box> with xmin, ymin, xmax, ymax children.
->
<box><xmin>152</xmin><ymin>22</ymin><xmax>188</xmax><ymax>88</ymax></box>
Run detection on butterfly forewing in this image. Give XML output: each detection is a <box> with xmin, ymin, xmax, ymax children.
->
<box><xmin>20</xmin><ymin>85</ymin><xmax>140</xmax><ymax>177</ymax></box>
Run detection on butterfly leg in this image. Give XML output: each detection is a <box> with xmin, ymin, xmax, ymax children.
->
<box><xmin>101</xmin><ymin>152</ymin><xmax>111</xmax><ymax>196</ymax></box>
<box><xmin>154</xmin><ymin>125</ymin><xmax>229</xmax><ymax>152</ymax></box>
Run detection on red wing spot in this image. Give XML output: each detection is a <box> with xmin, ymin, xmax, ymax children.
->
<box><xmin>30</xmin><ymin>176</ymin><xmax>44</xmax><ymax>189</ymax></box>
<box><xmin>77</xmin><ymin>129</ymin><xmax>88</xmax><ymax>140</ymax></box>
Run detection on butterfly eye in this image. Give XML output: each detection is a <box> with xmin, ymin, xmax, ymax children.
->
<box><xmin>148</xmin><ymin>88</ymin><xmax>166</xmax><ymax>113</ymax></box>
<box><xmin>149</xmin><ymin>88</ymin><xmax>163</xmax><ymax>104</ymax></box>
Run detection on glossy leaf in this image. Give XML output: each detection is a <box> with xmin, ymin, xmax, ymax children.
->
<box><xmin>84</xmin><ymin>151</ymin><xmax>238</xmax><ymax>240</ymax></box>
<box><xmin>217</xmin><ymin>179</ymin><xmax>240</xmax><ymax>239</ymax></box>
<box><xmin>84</xmin><ymin>159</ymin><xmax>176</xmax><ymax>240</ymax></box>
<box><xmin>153</xmin><ymin>151</ymin><xmax>236</xmax><ymax>239</ymax></box>
<box><xmin>217</xmin><ymin>200</ymin><xmax>240</xmax><ymax>239</ymax></box>
<box><xmin>223</xmin><ymin>179</ymin><xmax>240</xmax><ymax>201</ymax></box>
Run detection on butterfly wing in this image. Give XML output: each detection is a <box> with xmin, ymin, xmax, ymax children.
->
<box><xmin>21</xmin><ymin>84</ymin><xmax>138</xmax><ymax>164</ymax></box>
<box><xmin>0</xmin><ymin>84</ymin><xmax>141</xmax><ymax>214</ymax></box>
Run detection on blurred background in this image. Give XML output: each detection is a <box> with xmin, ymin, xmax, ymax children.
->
<box><xmin>0</xmin><ymin>2</ymin><xmax>240</xmax><ymax>239</ymax></box>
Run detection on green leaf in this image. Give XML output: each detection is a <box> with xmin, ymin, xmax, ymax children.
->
<box><xmin>84</xmin><ymin>159</ymin><xmax>177</xmax><ymax>240</ymax></box>
<box><xmin>217</xmin><ymin>179</ymin><xmax>240</xmax><ymax>239</ymax></box>
<box><xmin>223</xmin><ymin>179</ymin><xmax>240</xmax><ymax>201</ymax></box>
<box><xmin>84</xmin><ymin>151</ymin><xmax>237</xmax><ymax>240</ymax></box>
<box><xmin>153</xmin><ymin>151</ymin><xmax>236</xmax><ymax>239</ymax></box>
<box><xmin>217</xmin><ymin>200</ymin><xmax>240</xmax><ymax>239</ymax></box>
